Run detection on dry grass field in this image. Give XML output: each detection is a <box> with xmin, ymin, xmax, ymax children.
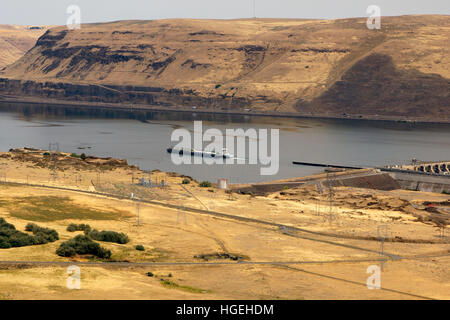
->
<box><xmin>0</xmin><ymin>25</ymin><xmax>49</xmax><ymax>69</ymax></box>
<box><xmin>0</xmin><ymin>149</ymin><xmax>448</xmax><ymax>300</ymax></box>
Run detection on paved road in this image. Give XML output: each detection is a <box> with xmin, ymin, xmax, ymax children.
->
<box><xmin>0</xmin><ymin>258</ymin><xmax>389</xmax><ymax>268</ymax></box>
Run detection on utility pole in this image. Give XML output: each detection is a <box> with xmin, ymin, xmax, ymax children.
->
<box><xmin>48</xmin><ymin>142</ymin><xmax>60</xmax><ymax>183</ymax></box>
<box><xmin>325</xmin><ymin>169</ymin><xmax>335</xmax><ymax>225</ymax></box>
<box><xmin>136</xmin><ymin>200</ymin><xmax>141</xmax><ymax>226</ymax></box>
<box><xmin>177</xmin><ymin>205</ymin><xmax>187</xmax><ymax>225</ymax></box>
<box><xmin>0</xmin><ymin>164</ymin><xmax>6</xmax><ymax>183</ymax></box>
<box><xmin>377</xmin><ymin>225</ymin><xmax>389</xmax><ymax>271</ymax></box>
<box><xmin>131</xmin><ymin>192</ymin><xmax>141</xmax><ymax>226</ymax></box>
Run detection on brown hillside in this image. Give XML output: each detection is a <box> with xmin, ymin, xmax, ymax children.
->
<box><xmin>0</xmin><ymin>25</ymin><xmax>49</xmax><ymax>68</ymax></box>
<box><xmin>0</xmin><ymin>16</ymin><xmax>449</xmax><ymax>121</ymax></box>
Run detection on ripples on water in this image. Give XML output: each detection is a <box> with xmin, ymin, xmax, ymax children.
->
<box><xmin>0</xmin><ymin>102</ymin><xmax>449</xmax><ymax>183</ymax></box>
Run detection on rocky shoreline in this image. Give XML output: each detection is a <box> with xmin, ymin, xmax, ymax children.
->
<box><xmin>1</xmin><ymin>92</ymin><xmax>449</xmax><ymax>124</ymax></box>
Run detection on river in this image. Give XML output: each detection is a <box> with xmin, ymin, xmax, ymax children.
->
<box><xmin>1</xmin><ymin>102</ymin><xmax>449</xmax><ymax>183</ymax></box>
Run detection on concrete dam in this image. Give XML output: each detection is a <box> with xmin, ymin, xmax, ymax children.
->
<box><xmin>399</xmin><ymin>161</ymin><xmax>450</xmax><ymax>175</ymax></box>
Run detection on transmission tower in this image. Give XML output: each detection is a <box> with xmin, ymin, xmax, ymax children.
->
<box><xmin>48</xmin><ymin>142</ymin><xmax>60</xmax><ymax>183</ymax></box>
<box><xmin>136</xmin><ymin>200</ymin><xmax>141</xmax><ymax>226</ymax></box>
<box><xmin>131</xmin><ymin>192</ymin><xmax>142</xmax><ymax>227</ymax></box>
<box><xmin>316</xmin><ymin>183</ymin><xmax>323</xmax><ymax>216</ymax></box>
<box><xmin>0</xmin><ymin>164</ymin><xmax>6</xmax><ymax>183</ymax></box>
<box><xmin>177</xmin><ymin>205</ymin><xmax>187</xmax><ymax>225</ymax></box>
<box><xmin>325</xmin><ymin>169</ymin><xmax>336</xmax><ymax>225</ymax></box>
<box><xmin>377</xmin><ymin>225</ymin><xmax>389</xmax><ymax>271</ymax></box>
<box><xmin>75</xmin><ymin>174</ymin><xmax>82</xmax><ymax>185</ymax></box>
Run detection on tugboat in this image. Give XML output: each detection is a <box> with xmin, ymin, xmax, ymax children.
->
<box><xmin>166</xmin><ymin>147</ymin><xmax>193</xmax><ymax>156</ymax></box>
<box><xmin>216</xmin><ymin>148</ymin><xmax>233</xmax><ymax>159</ymax></box>
<box><xmin>167</xmin><ymin>147</ymin><xmax>233</xmax><ymax>159</ymax></box>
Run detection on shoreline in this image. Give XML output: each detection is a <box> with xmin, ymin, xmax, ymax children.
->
<box><xmin>1</xmin><ymin>94</ymin><xmax>449</xmax><ymax>125</ymax></box>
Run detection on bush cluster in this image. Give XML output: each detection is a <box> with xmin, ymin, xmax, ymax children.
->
<box><xmin>56</xmin><ymin>235</ymin><xmax>111</xmax><ymax>259</ymax></box>
<box><xmin>88</xmin><ymin>230</ymin><xmax>129</xmax><ymax>244</ymax></box>
<box><xmin>199</xmin><ymin>181</ymin><xmax>212</xmax><ymax>188</ymax></box>
<box><xmin>67</xmin><ymin>223</ymin><xmax>92</xmax><ymax>233</ymax></box>
<box><xmin>135</xmin><ymin>244</ymin><xmax>145</xmax><ymax>251</ymax></box>
<box><xmin>0</xmin><ymin>218</ymin><xmax>59</xmax><ymax>249</ymax></box>
<box><xmin>25</xmin><ymin>223</ymin><xmax>59</xmax><ymax>243</ymax></box>
<box><xmin>70</xmin><ymin>153</ymin><xmax>86</xmax><ymax>160</ymax></box>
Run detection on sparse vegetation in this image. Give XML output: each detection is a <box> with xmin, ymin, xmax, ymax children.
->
<box><xmin>0</xmin><ymin>218</ymin><xmax>58</xmax><ymax>249</ymax></box>
<box><xmin>67</xmin><ymin>223</ymin><xmax>92</xmax><ymax>233</ymax></box>
<box><xmin>194</xmin><ymin>252</ymin><xmax>244</xmax><ymax>261</ymax></box>
<box><xmin>199</xmin><ymin>181</ymin><xmax>212</xmax><ymax>188</ymax></box>
<box><xmin>159</xmin><ymin>279</ymin><xmax>211</xmax><ymax>294</ymax></box>
<box><xmin>0</xmin><ymin>196</ymin><xmax>125</xmax><ymax>222</ymax></box>
<box><xmin>135</xmin><ymin>244</ymin><xmax>145</xmax><ymax>251</ymax></box>
<box><xmin>25</xmin><ymin>223</ymin><xmax>59</xmax><ymax>242</ymax></box>
<box><xmin>88</xmin><ymin>229</ymin><xmax>129</xmax><ymax>244</ymax></box>
<box><xmin>182</xmin><ymin>178</ymin><xmax>190</xmax><ymax>185</ymax></box>
<box><xmin>56</xmin><ymin>235</ymin><xmax>111</xmax><ymax>259</ymax></box>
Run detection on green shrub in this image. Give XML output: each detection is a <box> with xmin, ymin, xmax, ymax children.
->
<box><xmin>199</xmin><ymin>181</ymin><xmax>212</xmax><ymax>188</ymax></box>
<box><xmin>70</xmin><ymin>153</ymin><xmax>80</xmax><ymax>158</ymax></box>
<box><xmin>67</xmin><ymin>223</ymin><xmax>91</xmax><ymax>233</ymax></box>
<box><xmin>135</xmin><ymin>245</ymin><xmax>145</xmax><ymax>251</ymax></box>
<box><xmin>43</xmin><ymin>152</ymin><xmax>50</xmax><ymax>156</ymax></box>
<box><xmin>0</xmin><ymin>219</ymin><xmax>58</xmax><ymax>249</ymax></box>
<box><xmin>182</xmin><ymin>178</ymin><xmax>191</xmax><ymax>185</ymax></box>
<box><xmin>0</xmin><ymin>218</ymin><xmax>16</xmax><ymax>231</ymax></box>
<box><xmin>25</xmin><ymin>223</ymin><xmax>59</xmax><ymax>242</ymax></box>
<box><xmin>215</xmin><ymin>84</ymin><xmax>222</xmax><ymax>89</ymax></box>
<box><xmin>80</xmin><ymin>153</ymin><xmax>87</xmax><ymax>160</ymax></box>
<box><xmin>7</xmin><ymin>233</ymin><xmax>35</xmax><ymax>247</ymax></box>
<box><xmin>55</xmin><ymin>244</ymin><xmax>76</xmax><ymax>257</ymax></box>
<box><xmin>56</xmin><ymin>235</ymin><xmax>111</xmax><ymax>259</ymax></box>
<box><xmin>0</xmin><ymin>239</ymin><xmax>11</xmax><ymax>249</ymax></box>
<box><xmin>88</xmin><ymin>230</ymin><xmax>129</xmax><ymax>244</ymax></box>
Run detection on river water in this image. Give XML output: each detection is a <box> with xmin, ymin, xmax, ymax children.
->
<box><xmin>1</xmin><ymin>102</ymin><xmax>449</xmax><ymax>183</ymax></box>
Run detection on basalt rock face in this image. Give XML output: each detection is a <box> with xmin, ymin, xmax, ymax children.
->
<box><xmin>0</xmin><ymin>16</ymin><xmax>449</xmax><ymax>120</ymax></box>
<box><xmin>0</xmin><ymin>78</ymin><xmax>249</xmax><ymax>109</ymax></box>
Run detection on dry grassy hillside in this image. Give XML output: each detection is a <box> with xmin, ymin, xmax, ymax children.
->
<box><xmin>0</xmin><ymin>16</ymin><xmax>449</xmax><ymax>121</ymax></box>
<box><xmin>0</xmin><ymin>25</ymin><xmax>49</xmax><ymax>68</ymax></box>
